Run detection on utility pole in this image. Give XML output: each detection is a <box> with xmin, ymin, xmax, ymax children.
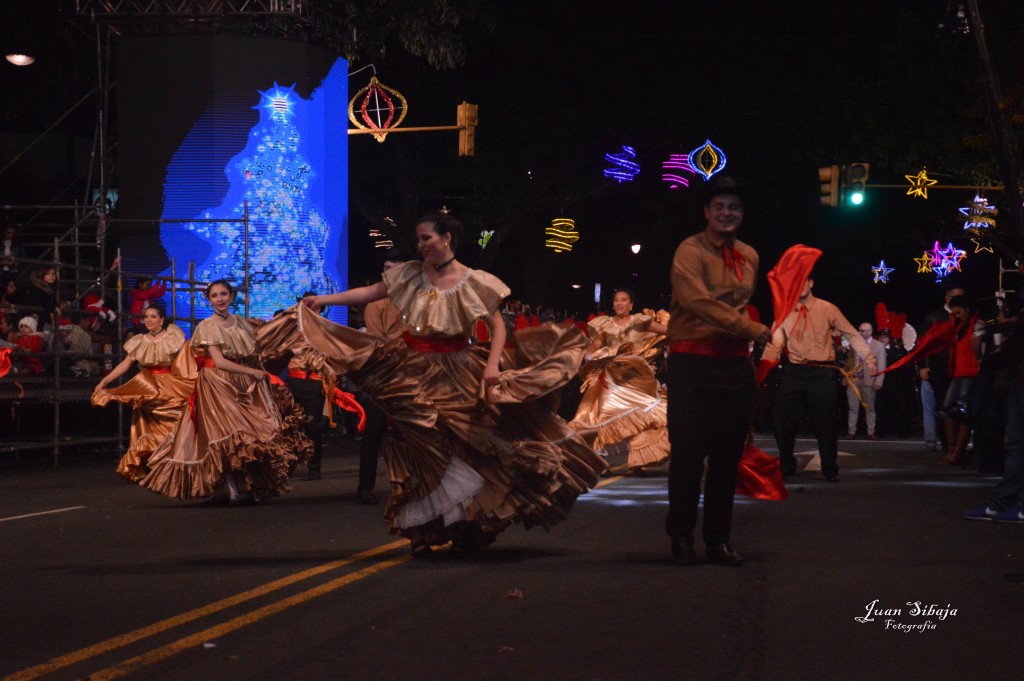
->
<box><xmin>966</xmin><ymin>0</ymin><xmax>1023</xmax><ymax>250</ymax></box>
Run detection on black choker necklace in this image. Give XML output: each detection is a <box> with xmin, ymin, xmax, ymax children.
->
<box><xmin>148</xmin><ymin>329</ymin><xmax>162</xmax><ymax>337</ymax></box>
<box><xmin>214</xmin><ymin>311</ymin><xmax>230</xmax><ymax>319</ymax></box>
<box><xmin>433</xmin><ymin>256</ymin><xmax>456</xmax><ymax>272</ymax></box>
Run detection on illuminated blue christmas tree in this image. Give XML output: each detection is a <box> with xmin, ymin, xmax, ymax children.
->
<box><xmin>161</xmin><ymin>61</ymin><xmax>348</xmax><ymax>323</ymax></box>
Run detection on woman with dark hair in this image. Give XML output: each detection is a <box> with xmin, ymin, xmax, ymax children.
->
<box><xmin>264</xmin><ymin>212</ymin><xmax>605</xmax><ymax>556</ymax></box>
<box><xmin>140</xmin><ymin>279</ymin><xmax>311</xmax><ymax>504</ymax></box>
<box><xmin>568</xmin><ymin>288</ymin><xmax>670</xmax><ymax>473</ymax></box>
<box><xmin>92</xmin><ymin>303</ymin><xmax>196</xmax><ymax>482</ymax></box>
<box><xmin>18</xmin><ymin>265</ymin><xmax>61</xmax><ymax>330</ymax></box>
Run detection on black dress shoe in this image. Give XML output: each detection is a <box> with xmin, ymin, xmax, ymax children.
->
<box><xmin>706</xmin><ymin>543</ymin><xmax>744</xmax><ymax>567</ymax></box>
<box><xmin>671</xmin><ymin>536</ymin><xmax>698</xmax><ymax>565</ymax></box>
<box><xmin>356</xmin><ymin>489</ymin><xmax>378</xmax><ymax>505</ymax></box>
<box><xmin>410</xmin><ymin>540</ymin><xmax>433</xmax><ymax>559</ymax></box>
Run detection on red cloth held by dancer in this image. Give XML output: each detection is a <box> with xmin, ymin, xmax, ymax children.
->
<box><xmin>736</xmin><ymin>443</ymin><xmax>789</xmax><ymax>500</ymax></box>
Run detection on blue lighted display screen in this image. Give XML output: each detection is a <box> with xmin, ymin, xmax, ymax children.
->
<box><xmin>116</xmin><ymin>36</ymin><xmax>348</xmax><ymax>326</ymax></box>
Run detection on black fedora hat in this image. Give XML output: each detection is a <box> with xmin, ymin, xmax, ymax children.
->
<box><xmin>700</xmin><ymin>174</ymin><xmax>750</xmax><ymax>206</ymax></box>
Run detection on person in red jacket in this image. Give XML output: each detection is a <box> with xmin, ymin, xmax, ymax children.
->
<box><xmin>129</xmin><ymin>277</ymin><xmax>167</xmax><ymax>331</ymax></box>
<box><xmin>940</xmin><ymin>295</ymin><xmax>982</xmax><ymax>465</ymax></box>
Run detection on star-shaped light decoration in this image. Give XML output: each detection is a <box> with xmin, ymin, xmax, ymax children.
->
<box><xmin>872</xmin><ymin>260</ymin><xmax>895</xmax><ymax>284</ymax></box>
<box><xmin>259</xmin><ymin>84</ymin><xmax>294</xmax><ymax>123</ymax></box>
<box><xmin>914</xmin><ymin>251</ymin><xmax>934</xmax><ymax>273</ymax></box>
<box><xmin>959</xmin><ymin>194</ymin><xmax>998</xmax><ymax>232</ymax></box>
<box><xmin>970</xmin><ymin>237</ymin><xmax>994</xmax><ymax>254</ymax></box>
<box><xmin>929</xmin><ymin>241</ymin><xmax>966</xmax><ymax>280</ymax></box>
<box><xmin>941</xmin><ymin>243</ymin><xmax>967</xmax><ymax>272</ymax></box>
<box><xmin>905</xmin><ymin>168</ymin><xmax>939</xmax><ymax>199</ymax></box>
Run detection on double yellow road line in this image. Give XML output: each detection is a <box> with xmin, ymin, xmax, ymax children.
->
<box><xmin>7</xmin><ymin>540</ymin><xmax>411</xmax><ymax>681</ymax></box>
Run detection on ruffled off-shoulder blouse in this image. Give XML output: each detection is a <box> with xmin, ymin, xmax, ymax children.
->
<box><xmin>123</xmin><ymin>324</ymin><xmax>186</xmax><ymax>367</ymax></box>
<box><xmin>383</xmin><ymin>261</ymin><xmax>510</xmax><ymax>337</ymax></box>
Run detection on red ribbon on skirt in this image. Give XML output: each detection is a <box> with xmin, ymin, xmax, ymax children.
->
<box><xmin>402</xmin><ymin>332</ymin><xmax>470</xmax><ymax>353</ymax></box>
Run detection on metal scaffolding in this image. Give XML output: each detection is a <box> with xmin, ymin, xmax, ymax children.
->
<box><xmin>74</xmin><ymin>0</ymin><xmax>356</xmax><ymax>58</ymax></box>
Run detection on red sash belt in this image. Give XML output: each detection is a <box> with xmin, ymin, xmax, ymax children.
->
<box><xmin>195</xmin><ymin>356</ymin><xmax>215</xmax><ymax>370</ymax></box>
<box><xmin>288</xmin><ymin>368</ymin><xmax>321</xmax><ymax>381</ymax></box>
<box><xmin>148</xmin><ymin>366</ymin><xmax>171</xmax><ymax>375</ymax></box>
<box><xmin>669</xmin><ymin>338</ymin><xmax>750</xmax><ymax>358</ymax></box>
<box><xmin>402</xmin><ymin>332</ymin><xmax>470</xmax><ymax>353</ymax></box>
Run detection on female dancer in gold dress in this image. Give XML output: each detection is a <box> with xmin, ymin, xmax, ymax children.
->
<box><xmin>263</xmin><ymin>213</ymin><xmax>605</xmax><ymax>556</ymax></box>
<box><xmin>92</xmin><ymin>304</ymin><xmax>196</xmax><ymax>482</ymax></box>
<box><xmin>569</xmin><ymin>289</ymin><xmax>670</xmax><ymax>473</ymax></box>
<box><xmin>140</xmin><ymin>280</ymin><xmax>310</xmax><ymax>504</ymax></box>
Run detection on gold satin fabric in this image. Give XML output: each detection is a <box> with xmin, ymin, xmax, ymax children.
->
<box><xmin>284</xmin><ymin>304</ymin><xmax>605</xmax><ymax>545</ymax></box>
<box><xmin>383</xmin><ymin>261</ymin><xmax>511</xmax><ymax>337</ymax></box>
<box><xmin>91</xmin><ymin>326</ymin><xmax>197</xmax><ymax>482</ymax></box>
<box><xmin>569</xmin><ymin>315</ymin><xmax>670</xmax><ymax>471</ymax></box>
<box><xmin>139</xmin><ymin>316</ymin><xmax>311</xmax><ymax>500</ymax></box>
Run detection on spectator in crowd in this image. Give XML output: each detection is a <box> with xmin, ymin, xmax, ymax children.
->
<box><xmin>921</xmin><ymin>286</ymin><xmax>966</xmax><ymax>451</ymax></box>
<box><xmin>940</xmin><ymin>295</ymin><xmax>983</xmax><ymax>465</ymax></box>
<box><xmin>964</xmin><ymin>296</ymin><xmax>1024</xmax><ymax>521</ymax></box>
<box><xmin>7</xmin><ymin>316</ymin><xmax>45</xmax><ymax>376</ymax></box>
<box><xmin>129</xmin><ymin>276</ymin><xmax>167</xmax><ymax>331</ymax></box>
<box><xmin>0</xmin><ymin>274</ymin><xmax>17</xmax><ymax>330</ymax></box>
<box><xmin>58</xmin><ymin>316</ymin><xmax>99</xmax><ymax>377</ymax></box>
<box><xmin>845</xmin><ymin>322</ymin><xmax>887</xmax><ymax>440</ymax></box>
<box><xmin>18</xmin><ymin>265</ymin><xmax>62</xmax><ymax>332</ymax></box>
<box><xmin>1</xmin><ymin>223</ymin><xmax>24</xmax><ymax>274</ymax></box>
<box><xmin>877</xmin><ymin>331</ymin><xmax>915</xmax><ymax>438</ymax></box>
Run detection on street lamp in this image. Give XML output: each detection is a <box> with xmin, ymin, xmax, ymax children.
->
<box><xmin>630</xmin><ymin>243</ymin><xmax>641</xmax><ymax>254</ymax></box>
<box><xmin>5</xmin><ymin>54</ymin><xmax>35</xmax><ymax>66</ymax></box>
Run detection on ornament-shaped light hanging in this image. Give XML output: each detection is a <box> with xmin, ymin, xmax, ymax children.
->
<box><xmin>603</xmin><ymin>145</ymin><xmax>640</xmax><ymax>182</ymax></box>
<box><xmin>546</xmin><ymin>218</ymin><xmax>579</xmax><ymax>253</ymax></box>
<box><xmin>348</xmin><ymin>76</ymin><xmax>408</xmax><ymax>142</ymax></box>
<box><xmin>687</xmin><ymin>139</ymin><xmax>727</xmax><ymax>180</ymax></box>
<box><xmin>662</xmin><ymin>153</ymin><xmax>696</xmax><ymax>189</ymax></box>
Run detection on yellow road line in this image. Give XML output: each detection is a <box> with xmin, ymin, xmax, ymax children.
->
<box><xmin>5</xmin><ymin>540</ymin><xmax>408</xmax><ymax>681</ymax></box>
<box><xmin>84</xmin><ymin>553</ymin><xmax>412</xmax><ymax>681</ymax></box>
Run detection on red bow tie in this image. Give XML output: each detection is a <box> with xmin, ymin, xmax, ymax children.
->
<box><xmin>723</xmin><ymin>243</ymin><xmax>746</xmax><ymax>281</ymax></box>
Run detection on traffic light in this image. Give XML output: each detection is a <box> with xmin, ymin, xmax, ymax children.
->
<box><xmin>843</xmin><ymin>163</ymin><xmax>869</xmax><ymax>206</ymax></box>
<box><xmin>818</xmin><ymin>165</ymin><xmax>839</xmax><ymax>207</ymax></box>
<box><xmin>457</xmin><ymin>101</ymin><xmax>478</xmax><ymax>156</ymax></box>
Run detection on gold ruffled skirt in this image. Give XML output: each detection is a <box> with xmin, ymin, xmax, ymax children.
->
<box><xmin>139</xmin><ymin>356</ymin><xmax>311</xmax><ymax>500</ymax></box>
<box><xmin>91</xmin><ymin>348</ymin><xmax>197</xmax><ymax>482</ymax></box>
<box><xmin>569</xmin><ymin>354</ymin><xmax>670</xmax><ymax>472</ymax></box>
<box><xmin>261</xmin><ymin>307</ymin><xmax>605</xmax><ymax>546</ymax></box>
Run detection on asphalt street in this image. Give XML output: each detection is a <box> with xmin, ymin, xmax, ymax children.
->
<box><xmin>0</xmin><ymin>434</ymin><xmax>1019</xmax><ymax>681</ymax></box>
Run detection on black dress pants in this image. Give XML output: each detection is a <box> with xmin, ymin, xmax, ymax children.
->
<box><xmin>665</xmin><ymin>353</ymin><xmax>754</xmax><ymax>545</ymax></box>
<box><xmin>286</xmin><ymin>376</ymin><xmax>325</xmax><ymax>472</ymax></box>
<box><xmin>357</xmin><ymin>393</ymin><xmax>386</xmax><ymax>492</ymax></box>
<box><xmin>772</xmin><ymin>364</ymin><xmax>840</xmax><ymax>478</ymax></box>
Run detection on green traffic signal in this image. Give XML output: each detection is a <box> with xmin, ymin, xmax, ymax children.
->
<box><xmin>844</xmin><ymin>163</ymin><xmax>869</xmax><ymax>207</ymax></box>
